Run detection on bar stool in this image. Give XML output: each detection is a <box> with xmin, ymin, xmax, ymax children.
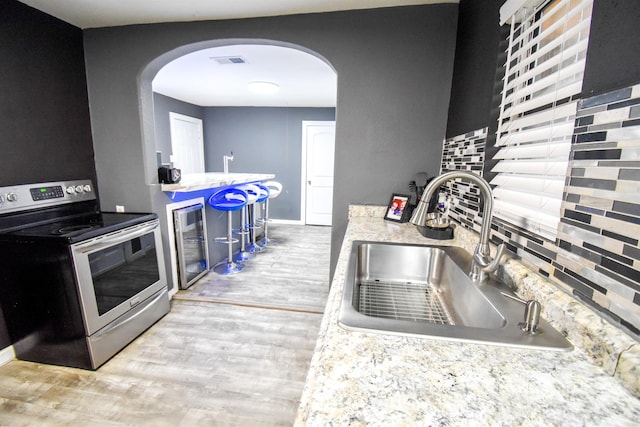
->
<box><xmin>247</xmin><ymin>184</ymin><xmax>269</xmax><ymax>254</ymax></box>
<box><xmin>259</xmin><ymin>181</ymin><xmax>283</xmax><ymax>247</ymax></box>
<box><xmin>233</xmin><ymin>184</ymin><xmax>259</xmax><ymax>262</ymax></box>
<box><xmin>208</xmin><ymin>187</ymin><xmax>248</xmax><ymax>275</ymax></box>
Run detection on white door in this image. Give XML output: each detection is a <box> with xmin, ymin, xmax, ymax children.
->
<box><xmin>303</xmin><ymin>121</ymin><xmax>335</xmax><ymax>226</ymax></box>
<box><xmin>169</xmin><ymin>112</ymin><xmax>204</xmax><ymax>174</ymax></box>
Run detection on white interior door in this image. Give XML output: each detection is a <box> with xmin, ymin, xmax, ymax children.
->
<box><xmin>169</xmin><ymin>112</ymin><xmax>204</xmax><ymax>174</ymax></box>
<box><xmin>303</xmin><ymin>121</ymin><xmax>335</xmax><ymax>226</ymax></box>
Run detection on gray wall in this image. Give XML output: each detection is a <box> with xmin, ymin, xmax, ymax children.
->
<box><xmin>153</xmin><ymin>93</ymin><xmax>204</xmax><ymax>166</ymax></box>
<box><xmin>83</xmin><ymin>5</ymin><xmax>458</xmax><ymax>280</ymax></box>
<box><xmin>445</xmin><ymin>0</ymin><xmax>503</xmax><ymax>139</ymax></box>
<box><xmin>204</xmin><ymin>107</ymin><xmax>335</xmax><ymax>221</ymax></box>
<box><xmin>582</xmin><ymin>0</ymin><xmax>640</xmax><ymax>96</ymax></box>
<box><xmin>153</xmin><ymin>96</ymin><xmax>335</xmax><ymax>221</ymax></box>
<box><xmin>0</xmin><ymin>0</ymin><xmax>96</xmax><ymax>188</ymax></box>
<box><xmin>152</xmin><ymin>93</ymin><xmax>334</xmax><ymax>268</ymax></box>
<box><xmin>152</xmin><ymin>99</ymin><xmax>335</xmax><ymax>269</ymax></box>
<box><xmin>0</xmin><ymin>1</ymin><xmax>98</xmax><ymax>349</ymax></box>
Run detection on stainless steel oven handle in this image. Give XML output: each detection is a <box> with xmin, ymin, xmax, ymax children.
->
<box><xmin>72</xmin><ymin>220</ymin><xmax>159</xmax><ymax>253</ymax></box>
<box><xmin>92</xmin><ymin>289</ymin><xmax>167</xmax><ymax>339</ymax></box>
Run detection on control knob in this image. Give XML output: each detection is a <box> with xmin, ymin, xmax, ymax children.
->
<box><xmin>0</xmin><ymin>194</ymin><xmax>4</xmax><ymax>204</ymax></box>
<box><xmin>66</xmin><ymin>186</ymin><xmax>76</xmax><ymax>195</ymax></box>
<box><xmin>83</xmin><ymin>184</ymin><xmax>92</xmax><ymax>192</ymax></box>
<box><xmin>6</xmin><ymin>193</ymin><xmax>17</xmax><ymax>202</ymax></box>
<box><xmin>75</xmin><ymin>185</ymin><xmax>84</xmax><ymax>193</ymax></box>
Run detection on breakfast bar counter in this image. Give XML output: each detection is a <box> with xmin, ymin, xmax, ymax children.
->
<box><xmin>295</xmin><ymin>206</ymin><xmax>640</xmax><ymax>426</ymax></box>
<box><xmin>160</xmin><ymin>172</ymin><xmax>275</xmax><ymax>193</ymax></box>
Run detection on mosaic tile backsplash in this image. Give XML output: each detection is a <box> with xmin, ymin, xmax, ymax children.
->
<box><xmin>440</xmin><ymin>84</ymin><xmax>640</xmax><ymax>338</ymax></box>
<box><xmin>439</xmin><ymin>128</ymin><xmax>487</xmax><ymax>231</ymax></box>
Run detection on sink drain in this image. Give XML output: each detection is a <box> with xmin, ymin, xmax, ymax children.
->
<box><xmin>358</xmin><ymin>280</ymin><xmax>454</xmax><ymax>325</ymax></box>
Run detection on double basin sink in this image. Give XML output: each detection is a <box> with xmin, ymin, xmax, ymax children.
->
<box><xmin>339</xmin><ymin>241</ymin><xmax>572</xmax><ymax>351</ymax></box>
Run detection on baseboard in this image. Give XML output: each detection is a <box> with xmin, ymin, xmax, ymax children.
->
<box><xmin>270</xmin><ymin>219</ymin><xmax>305</xmax><ymax>225</ymax></box>
<box><xmin>0</xmin><ymin>345</ymin><xmax>15</xmax><ymax>366</ymax></box>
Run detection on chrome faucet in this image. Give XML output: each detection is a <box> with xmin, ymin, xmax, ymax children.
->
<box><xmin>223</xmin><ymin>151</ymin><xmax>234</xmax><ymax>174</ymax></box>
<box><xmin>410</xmin><ymin>171</ymin><xmax>505</xmax><ymax>282</ymax></box>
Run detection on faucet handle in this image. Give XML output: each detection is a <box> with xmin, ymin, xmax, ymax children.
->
<box><xmin>473</xmin><ymin>243</ymin><xmax>505</xmax><ymax>273</ymax></box>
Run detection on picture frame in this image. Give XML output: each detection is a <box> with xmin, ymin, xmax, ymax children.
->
<box><xmin>384</xmin><ymin>193</ymin><xmax>411</xmax><ymax>223</ymax></box>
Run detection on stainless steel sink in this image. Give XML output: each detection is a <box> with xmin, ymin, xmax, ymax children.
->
<box><xmin>338</xmin><ymin>241</ymin><xmax>573</xmax><ymax>351</ymax></box>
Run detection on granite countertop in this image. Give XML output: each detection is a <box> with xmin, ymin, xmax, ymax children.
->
<box><xmin>160</xmin><ymin>172</ymin><xmax>275</xmax><ymax>192</ymax></box>
<box><xmin>295</xmin><ymin>206</ymin><xmax>640</xmax><ymax>426</ymax></box>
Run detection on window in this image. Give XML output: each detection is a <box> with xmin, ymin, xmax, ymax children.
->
<box><xmin>493</xmin><ymin>0</ymin><xmax>593</xmax><ymax>240</ymax></box>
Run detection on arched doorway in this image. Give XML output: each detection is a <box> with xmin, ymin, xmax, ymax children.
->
<box><xmin>137</xmin><ymin>40</ymin><xmax>337</xmax><ymax>292</ymax></box>
<box><xmin>139</xmin><ymin>40</ymin><xmax>336</xmax><ymax>222</ymax></box>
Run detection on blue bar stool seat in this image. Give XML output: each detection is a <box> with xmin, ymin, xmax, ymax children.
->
<box><xmin>259</xmin><ymin>181</ymin><xmax>283</xmax><ymax>246</ymax></box>
<box><xmin>247</xmin><ymin>184</ymin><xmax>269</xmax><ymax>254</ymax></box>
<box><xmin>208</xmin><ymin>187</ymin><xmax>248</xmax><ymax>275</ymax></box>
<box><xmin>233</xmin><ymin>184</ymin><xmax>260</xmax><ymax>262</ymax></box>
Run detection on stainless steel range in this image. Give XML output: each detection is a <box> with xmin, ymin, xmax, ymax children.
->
<box><xmin>0</xmin><ymin>180</ymin><xmax>170</xmax><ymax>369</ymax></box>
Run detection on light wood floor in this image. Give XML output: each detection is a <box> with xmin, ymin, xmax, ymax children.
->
<box><xmin>0</xmin><ymin>224</ymin><xmax>330</xmax><ymax>426</ymax></box>
<box><xmin>175</xmin><ymin>223</ymin><xmax>330</xmax><ymax>313</ymax></box>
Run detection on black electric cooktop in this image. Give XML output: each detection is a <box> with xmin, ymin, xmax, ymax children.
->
<box><xmin>3</xmin><ymin>211</ymin><xmax>158</xmax><ymax>243</ymax></box>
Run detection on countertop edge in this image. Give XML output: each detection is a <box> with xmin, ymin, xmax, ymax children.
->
<box><xmin>159</xmin><ymin>172</ymin><xmax>275</xmax><ymax>192</ymax></box>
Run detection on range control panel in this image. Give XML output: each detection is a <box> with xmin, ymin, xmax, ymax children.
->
<box><xmin>0</xmin><ymin>180</ymin><xmax>95</xmax><ymax>214</ymax></box>
<box><xmin>30</xmin><ymin>185</ymin><xmax>66</xmax><ymax>201</ymax></box>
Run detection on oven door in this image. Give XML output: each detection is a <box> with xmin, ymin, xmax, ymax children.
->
<box><xmin>71</xmin><ymin>219</ymin><xmax>167</xmax><ymax>335</ymax></box>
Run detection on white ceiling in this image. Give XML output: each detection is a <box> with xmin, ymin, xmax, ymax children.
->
<box><xmin>19</xmin><ymin>0</ymin><xmax>457</xmax><ymax>107</ymax></box>
<box><xmin>18</xmin><ymin>0</ymin><xmax>456</xmax><ymax>29</ymax></box>
<box><xmin>152</xmin><ymin>44</ymin><xmax>338</xmax><ymax>107</ymax></box>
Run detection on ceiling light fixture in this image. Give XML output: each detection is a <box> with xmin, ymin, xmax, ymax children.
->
<box><xmin>247</xmin><ymin>81</ymin><xmax>280</xmax><ymax>95</ymax></box>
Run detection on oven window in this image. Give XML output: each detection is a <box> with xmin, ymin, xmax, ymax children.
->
<box><xmin>88</xmin><ymin>232</ymin><xmax>160</xmax><ymax>315</ymax></box>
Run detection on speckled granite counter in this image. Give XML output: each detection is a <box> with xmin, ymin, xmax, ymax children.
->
<box><xmin>160</xmin><ymin>172</ymin><xmax>275</xmax><ymax>192</ymax></box>
<box><xmin>295</xmin><ymin>206</ymin><xmax>640</xmax><ymax>426</ymax></box>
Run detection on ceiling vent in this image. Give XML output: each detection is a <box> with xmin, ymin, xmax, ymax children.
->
<box><xmin>211</xmin><ymin>56</ymin><xmax>247</xmax><ymax>65</ymax></box>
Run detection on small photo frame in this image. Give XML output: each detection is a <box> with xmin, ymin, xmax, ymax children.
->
<box><xmin>384</xmin><ymin>194</ymin><xmax>411</xmax><ymax>223</ymax></box>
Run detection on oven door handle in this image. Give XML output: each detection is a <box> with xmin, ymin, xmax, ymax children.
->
<box><xmin>92</xmin><ymin>289</ymin><xmax>167</xmax><ymax>339</ymax></box>
<box><xmin>72</xmin><ymin>221</ymin><xmax>159</xmax><ymax>253</ymax></box>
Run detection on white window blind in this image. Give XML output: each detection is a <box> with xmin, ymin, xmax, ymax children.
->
<box><xmin>493</xmin><ymin>0</ymin><xmax>593</xmax><ymax>240</ymax></box>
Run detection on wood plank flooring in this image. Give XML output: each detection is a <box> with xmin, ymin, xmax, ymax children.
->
<box><xmin>0</xmin><ymin>224</ymin><xmax>330</xmax><ymax>426</ymax></box>
<box><xmin>175</xmin><ymin>224</ymin><xmax>330</xmax><ymax>313</ymax></box>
